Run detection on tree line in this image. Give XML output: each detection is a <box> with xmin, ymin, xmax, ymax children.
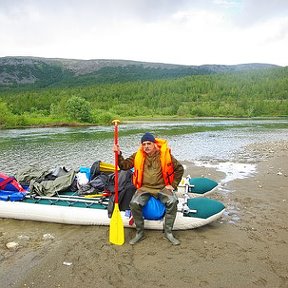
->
<box><xmin>0</xmin><ymin>67</ymin><xmax>287</xmax><ymax>128</ymax></box>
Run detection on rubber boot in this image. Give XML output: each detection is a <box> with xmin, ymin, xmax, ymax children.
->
<box><xmin>129</xmin><ymin>192</ymin><xmax>149</xmax><ymax>245</ymax></box>
<box><xmin>164</xmin><ymin>215</ymin><xmax>180</xmax><ymax>245</ymax></box>
<box><xmin>129</xmin><ymin>218</ymin><xmax>144</xmax><ymax>245</ymax></box>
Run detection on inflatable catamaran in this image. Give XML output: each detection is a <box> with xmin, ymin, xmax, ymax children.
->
<box><xmin>0</xmin><ymin>170</ymin><xmax>225</xmax><ymax>230</ymax></box>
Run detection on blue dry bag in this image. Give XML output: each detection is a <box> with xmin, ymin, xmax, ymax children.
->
<box><xmin>142</xmin><ymin>196</ymin><xmax>166</xmax><ymax>220</ymax></box>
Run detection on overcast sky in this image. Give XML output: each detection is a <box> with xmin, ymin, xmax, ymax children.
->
<box><xmin>0</xmin><ymin>0</ymin><xmax>288</xmax><ymax>66</ymax></box>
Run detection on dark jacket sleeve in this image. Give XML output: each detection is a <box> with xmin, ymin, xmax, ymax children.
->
<box><xmin>171</xmin><ymin>155</ymin><xmax>184</xmax><ymax>189</ymax></box>
<box><xmin>117</xmin><ymin>152</ymin><xmax>136</xmax><ymax>170</ymax></box>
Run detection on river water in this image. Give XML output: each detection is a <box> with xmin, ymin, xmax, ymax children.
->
<box><xmin>0</xmin><ymin>119</ymin><xmax>287</xmax><ymax>177</ymax></box>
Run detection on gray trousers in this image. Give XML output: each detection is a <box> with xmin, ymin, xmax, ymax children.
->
<box><xmin>129</xmin><ymin>188</ymin><xmax>178</xmax><ymax>231</ymax></box>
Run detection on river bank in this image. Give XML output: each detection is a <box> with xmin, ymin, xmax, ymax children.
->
<box><xmin>0</xmin><ymin>140</ymin><xmax>287</xmax><ymax>288</ymax></box>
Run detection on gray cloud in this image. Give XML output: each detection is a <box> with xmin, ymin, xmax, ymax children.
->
<box><xmin>0</xmin><ymin>0</ymin><xmax>287</xmax><ymax>65</ymax></box>
<box><xmin>232</xmin><ymin>0</ymin><xmax>288</xmax><ymax>26</ymax></box>
<box><xmin>0</xmin><ymin>0</ymin><xmax>186</xmax><ymax>20</ymax></box>
<box><xmin>2</xmin><ymin>0</ymin><xmax>288</xmax><ymax>22</ymax></box>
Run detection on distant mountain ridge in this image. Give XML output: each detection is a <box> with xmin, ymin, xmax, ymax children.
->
<box><xmin>0</xmin><ymin>56</ymin><xmax>280</xmax><ymax>87</ymax></box>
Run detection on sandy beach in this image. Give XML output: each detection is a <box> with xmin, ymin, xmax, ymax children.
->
<box><xmin>0</xmin><ymin>140</ymin><xmax>287</xmax><ymax>288</ymax></box>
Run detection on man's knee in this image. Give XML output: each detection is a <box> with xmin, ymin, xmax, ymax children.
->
<box><xmin>130</xmin><ymin>192</ymin><xmax>150</xmax><ymax>207</ymax></box>
<box><xmin>164</xmin><ymin>195</ymin><xmax>178</xmax><ymax>214</ymax></box>
<box><xmin>130</xmin><ymin>199</ymin><xmax>141</xmax><ymax>210</ymax></box>
<box><xmin>160</xmin><ymin>192</ymin><xmax>178</xmax><ymax>206</ymax></box>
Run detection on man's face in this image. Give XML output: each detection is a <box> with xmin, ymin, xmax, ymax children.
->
<box><xmin>142</xmin><ymin>141</ymin><xmax>156</xmax><ymax>155</ymax></box>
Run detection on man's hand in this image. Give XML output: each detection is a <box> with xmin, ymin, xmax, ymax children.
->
<box><xmin>113</xmin><ymin>144</ymin><xmax>121</xmax><ymax>155</ymax></box>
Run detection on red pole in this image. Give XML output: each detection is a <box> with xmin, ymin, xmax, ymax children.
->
<box><xmin>113</xmin><ymin>120</ymin><xmax>119</xmax><ymax>204</ymax></box>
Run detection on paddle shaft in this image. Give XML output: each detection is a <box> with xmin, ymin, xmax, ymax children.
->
<box><xmin>25</xmin><ymin>195</ymin><xmax>108</xmax><ymax>205</ymax></box>
<box><xmin>109</xmin><ymin>120</ymin><xmax>125</xmax><ymax>245</ymax></box>
<box><xmin>113</xmin><ymin>120</ymin><xmax>119</xmax><ymax>204</ymax></box>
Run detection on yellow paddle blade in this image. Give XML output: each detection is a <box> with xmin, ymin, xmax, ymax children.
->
<box><xmin>109</xmin><ymin>203</ymin><xmax>125</xmax><ymax>245</ymax></box>
<box><xmin>99</xmin><ymin>162</ymin><xmax>119</xmax><ymax>173</ymax></box>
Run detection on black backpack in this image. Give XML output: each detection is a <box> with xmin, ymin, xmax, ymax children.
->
<box><xmin>78</xmin><ymin>161</ymin><xmax>112</xmax><ymax>195</ymax></box>
<box><xmin>107</xmin><ymin>169</ymin><xmax>136</xmax><ymax>218</ymax></box>
<box><xmin>90</xmin><ymin>160</ymin><xmax>102</xmax><ymax>180</ymax></box>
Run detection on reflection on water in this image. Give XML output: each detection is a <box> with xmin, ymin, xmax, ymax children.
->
<box><xmin>0</xmin><ymin>119</ymin><xmax>287</xmax><ymax>174</ymax></box>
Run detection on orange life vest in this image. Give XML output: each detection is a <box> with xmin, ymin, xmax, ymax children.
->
<box><xmin>133</xmin><ymin>138</ymin><xmax>174</xmax><ymax>189</ymax></box>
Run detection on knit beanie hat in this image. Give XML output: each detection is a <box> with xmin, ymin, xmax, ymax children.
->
<box><xmin>141</xmin><ymin>132</ymin><xmax>156</xmax><ymax>143</ymax></box>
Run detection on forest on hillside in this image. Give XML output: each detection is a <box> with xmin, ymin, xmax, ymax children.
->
<box><xmin>0</xmin><ymin>67</ymin><xmax>287</xmax><ymax>128</ymax></box>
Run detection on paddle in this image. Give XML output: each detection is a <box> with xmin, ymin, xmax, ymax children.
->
<box><xmin>109</xmin><ymin>120</ymin><xmax>125</xmax><ymax>245</ymax></box>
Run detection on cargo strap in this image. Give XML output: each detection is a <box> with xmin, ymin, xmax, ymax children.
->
<box><xmin>0</xmin><ymin>177</ymin><xmax>14</xmax><ymax>190</ymax></box>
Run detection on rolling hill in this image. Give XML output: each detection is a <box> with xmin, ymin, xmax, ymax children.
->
<box><xmin>0</xmin><ymin>56</ymin><xmax>280</xmax><ymax>87</ymax></box>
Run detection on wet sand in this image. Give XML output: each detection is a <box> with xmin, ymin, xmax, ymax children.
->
<box><xmin>0</xmin><ymin>141</ymin><xmax>287</xmax><ymax>288</ymax></box>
